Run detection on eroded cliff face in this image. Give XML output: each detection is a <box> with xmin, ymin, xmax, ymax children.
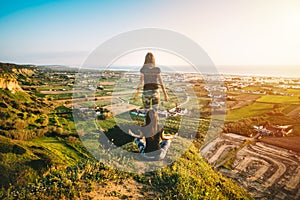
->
<box><xmin>0</xmin><ymin>77</ymin><xmax>23</xmax><ymax>91</ymax></box>
<box><xmin>0</xmin><ymin>62</ymin><xmax>36</xmax><ymax>92</ymax></box>
<box><xmin>11</xmin><ymin>68</ymin><xmax>35</xmax><ymax>76</ymax></box>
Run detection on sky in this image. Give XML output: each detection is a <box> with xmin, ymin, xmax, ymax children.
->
<box><xmin>0</xmin><ymin>0</ymin><xmax>300</xmax><ymax>76</ymax></box>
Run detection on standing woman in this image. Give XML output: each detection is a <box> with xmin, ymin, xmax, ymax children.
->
<box><xmin>135</xmin><ymin>52</ymin><xmax>169</xmax><ymax>109</ymax></box>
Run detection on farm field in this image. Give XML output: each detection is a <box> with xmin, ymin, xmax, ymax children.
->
<box><xmin>256</xmin><ymin>95</ymin><xmax>300</xmax><ymax>104</ymax></box>
<box><xmin>259</xmin><ymin>136</ymin><xmax>300</xmax><ymax>153</ymax></box>
<box><xmin>225</xmin><ymin>102</ymin><xmax>274</xmax><ymax>121</ymax></box>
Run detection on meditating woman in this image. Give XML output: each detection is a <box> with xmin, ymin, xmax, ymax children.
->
<box><xmin>129</xmin><ymin>109</ymin><xmax>177</xmax><ymax>160</ymax></box>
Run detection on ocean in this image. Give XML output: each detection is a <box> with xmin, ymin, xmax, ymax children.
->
<box><xmin>97</xmin><ymin>65</ymin><xmax>299</xmax><ymax>78</ymax></box>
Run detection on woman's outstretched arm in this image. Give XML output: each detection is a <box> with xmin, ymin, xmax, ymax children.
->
<box><xmin>158</xmin><ymin>74</ymin><xmax>169</xmax><ymax>101</ymax></box>
<box><xmin>161</xmin><ymin>131</ymin><xmax>178</xmax><ymax>140</ymax></box>
<box><xmin>128</xmin><ymin>129</ymin><xmax>143</xmax><ymax>139</ymax></box>
<box><xmin>135</xmin><ymin>74</ymin><xmax>144</xmax><ymax>101</ymax></box>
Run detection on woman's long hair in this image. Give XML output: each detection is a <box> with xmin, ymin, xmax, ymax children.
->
<box><xmin>145</xmin><ymin>109</ymin><xmax>158</xmax><ymax>136</ymax></box>
<box><xmin>144</xmin><ymin>52</ymin><xmax>155</xmax><ymax>66</ymax></box>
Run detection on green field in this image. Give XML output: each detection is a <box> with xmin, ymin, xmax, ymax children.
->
<box><xmin>38</xmin><ymin>85</ymin><xmax>73</xmax><ymax>91</ymax></box>
<box><xmin>256</xmin><ymin>95</ymin><xmax>300</xmax><ymax>104</ymax></box>
<box><xmin>286</xmin><ymin>88</ymin><xmax>300</xmax><ymax>95</ymax></box>
<box><xmin>226</xmin><ymin>102</ymin><xmax>274</xmax><ymax>121</ymax></box>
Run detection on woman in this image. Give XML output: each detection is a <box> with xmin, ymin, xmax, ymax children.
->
<box><xmin>135</xmin><ymin>52</ymin><xmax>169</xmax><ymax>110</ymax></box>
<box><xmin>129</xmin><ymin>109</ymin><xmax>177</xmax><ymax>160</ymax></box>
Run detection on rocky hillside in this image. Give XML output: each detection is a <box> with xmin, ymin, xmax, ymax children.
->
<box><xmin>0</xmin><ymin>77</ymin><xmax>22</xmax><ymax>91</ymax></box>
<box><xmin>0</xmin><ymin>62</ymin><xmax>36</xmax><ymax>92</ymax></box>
<box><xmin>0</xmin><ymin>62</ymin><xmax>36</xmax><ymax>74</ymax></box>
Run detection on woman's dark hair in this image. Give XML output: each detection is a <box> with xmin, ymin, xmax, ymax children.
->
<box><xmin>144</xmin><ymin>52</ymin><xmax>155</xmax><ymax>66</ymax></box>
<box><xmin>145</xmin><ymin>109</ymin><xmax>158</xmax><ymax>136</ymax></box>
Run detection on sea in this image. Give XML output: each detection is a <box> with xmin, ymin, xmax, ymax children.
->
<box><xmin>92</xmin><ymin>65</ymin><xmax>300</xmax><ymax>78</ymax></box>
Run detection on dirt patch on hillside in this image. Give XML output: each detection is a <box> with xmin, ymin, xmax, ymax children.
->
<box><xmin>82</xmin><ymin>178</ymin><xmax>159</xmax><ymax>200</ymax></box>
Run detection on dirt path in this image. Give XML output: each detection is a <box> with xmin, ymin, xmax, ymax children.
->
<box><xmin>208</xmin><ymin>144</ymin><xmax>236</xmax><ymax>164</ymax></box>
<box><xmin>285</xmin><ymin>166</ymin><xmax>300</xmax><ymax>191</ymax></box>
<box><xmin>246</xmin><ymin>158</ymin><xmax>269</xmax><ymax>182</ymax></box>
<box><xmin>245</xmin><ymin>147</ymin><xmax>286</xmax><ymax>188</ymax></box>
<box><xmin>287</xmin><ymin>106</ymin><xmax>300</xmax><ymax>117</ymax></box>
<box><xmin>81</xmin><ymin>178</ymin><xmax>159</xmax><ymax>200</ymax></box>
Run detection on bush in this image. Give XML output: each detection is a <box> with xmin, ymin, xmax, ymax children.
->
<box><xmin>0</xmin><ymin>102</ymin><xmax>7</xmax><ymax>108</ymax></box>
<box><xmin>65</xmin><ymin>136</ymin><xmax>80</xmax><ymax>144</ymax></box>
<box><xmin>46</xmin><ymin>126</ymin><xmax>64</xmax><ymax>137</ymax></box>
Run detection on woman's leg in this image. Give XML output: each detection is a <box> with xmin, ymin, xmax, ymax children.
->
<box><xmin>160</xmin><ymin>140</ymin><xmax>171</xmax><ymax>151</ymax></box>
<box><xmin>159</xmin><ymin>140</ymin><xmax>171</xmax><ymax>159</ymax></box>
<box><xmin>151</xmin><ymin>90</ymin><xmax>160</xmax><ymax>110</ymax></box>
<box><xmin>135</xmin><ymin>138</ymin><xmax>146</xmax><ymax>153</ymax></box>
<box><xmin>142</xmin><ymin>90</ymin><xmax>152</xmax><ymax>109</ymax></box>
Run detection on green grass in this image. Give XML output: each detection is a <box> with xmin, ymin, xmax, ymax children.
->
<box><xmin>57</xmin><ymin>117</ymin><xmax>76</xmax><ymax>132</ymax></box>
<box><xmin>45</xmin><ymin>93</ymin><xmax>73</xmax><ymax>99</ymax></box>
<box><xmin>1</xmin><ymin>142</ymin><xmax>253</xmax><ymax>200</ymax></box>
<box><xmin>0</xmin><ymin>135</ymin><xmax>89</xmax><ymax>190</ymax></box>
<box><xmin>28</xmin><ymin>137</ymin><xmax>86</xmax><ymax>166</ymax></box>
<box><xmin>38</xmin><ymin>85</ymin><xmax>73</xmax><ymax>91</ymax></box>
<box><xmin>0</xmin><ymin>89</ymin><xmax>32</xmax><ymax>102</ymax></box>
<box><xmin>138</xmin><ymin>146</ymin><xmax>253</xmax><ymax>200</ymax></box>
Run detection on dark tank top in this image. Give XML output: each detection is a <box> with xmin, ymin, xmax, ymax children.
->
<box><xmin>140</xmin><ymin>64</ymin><xmax>161</xmax><ymax>90</ymax></box>
<box><xmin>144</xmin><ymin>129</ymin><xmax>162</xmax><ymax>153</ymax></box>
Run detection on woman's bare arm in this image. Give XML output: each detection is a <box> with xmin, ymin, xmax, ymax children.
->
<box><xmin>128</xmin><ymin>129</ymin><xmax>143</xmax><ymax>139</ymax></box>
<box><xmin>158</xmin><ymin>74</ymin><xmax>169</xmax><ymax>101</ymax></box>
<box><xmin>161</xmin><ymin>131</ymin><xmax>178</xmax><ymax>140</ymax></box>
<box><xmin>135</xmin><ymin>74</ymin><xmax>144</xmax><ymax>101</ymax></box>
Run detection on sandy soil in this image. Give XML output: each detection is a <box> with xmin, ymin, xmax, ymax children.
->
<box><xmin>81</xmin><ymin>178</ymin><xmax>159</xmax><ymax>200</ymax></box>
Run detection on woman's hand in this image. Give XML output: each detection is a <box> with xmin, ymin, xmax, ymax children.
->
<box><xmin>164</xmin><ymin>95</ymin><xmax>169</xmax><ymax>102</ymax></box>
<box><xmin>173</xmin><ymin>133</ymin><xmax>179</xmax><ymax>139</ymax></box>
<box><xmin>134</xmin><ymin>93</ymin><xmax>139</xmax><ymax>101</ymax></box>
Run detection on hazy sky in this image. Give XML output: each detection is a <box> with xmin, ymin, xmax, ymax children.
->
<box><xmin>0</xmin><ymin>0</ymin><xmax>300</xmax><ymax>74</ymax></box>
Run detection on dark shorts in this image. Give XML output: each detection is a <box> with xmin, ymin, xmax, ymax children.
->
<box><xmin>135</xmin><ymin>138</ymin><xmax>171</xmax><ymax>160</ymax></box>
<box><xmin>142</xmin><ymin>89</ymin><xmax>160</xmax><ymax>109</ymax></box>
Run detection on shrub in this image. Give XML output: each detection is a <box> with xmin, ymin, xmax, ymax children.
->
<box><xmin>0</xmin><ymin>102</ymin><xmax>7</xmax><ymax>108</ymax></box>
